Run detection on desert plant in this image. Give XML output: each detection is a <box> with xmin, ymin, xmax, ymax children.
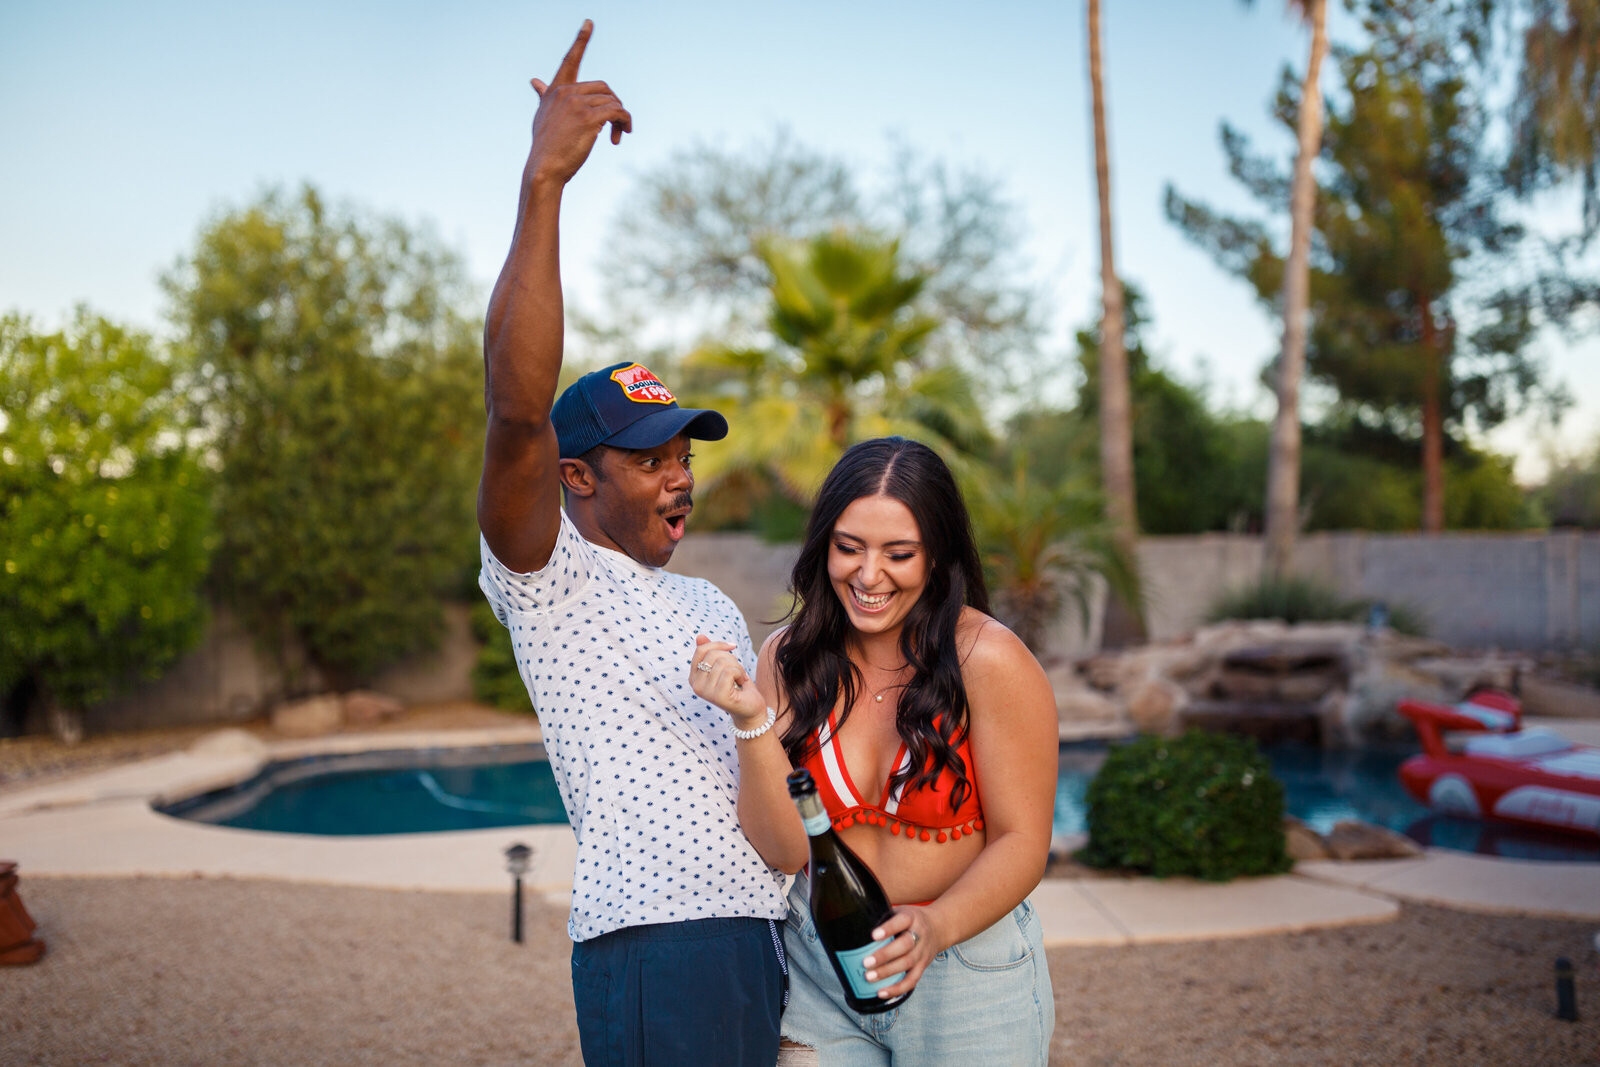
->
<box><xmin>1208</xmin><ymin>575</ymin><xmax>1360</xmax><ymax>626</ymax></box>
<box><xmin>964</xmin><ymin>458</ymin><xmax>1140</xmax><ymax>654</ymax></box>
<box><xmin>1206</xmin><ymin>574</ymin><xmax>1425</xmax><ymax>635</ymax></box>
<box><xmin>1080</xmin><ymin>730</ymin><xmax>1291</xmax><ymax>881</ymax></box>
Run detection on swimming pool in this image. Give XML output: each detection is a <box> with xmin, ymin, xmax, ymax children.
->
<box><xmin>160</xmin><ymin>740</ymin><xmax>1600</xmax><ymax>863</ymax></box>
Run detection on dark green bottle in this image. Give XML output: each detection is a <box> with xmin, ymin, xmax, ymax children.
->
<box><xmin>787</xmin><ymin>768</ymin><xmax>911</xmax><ymax>1014</ymax></box>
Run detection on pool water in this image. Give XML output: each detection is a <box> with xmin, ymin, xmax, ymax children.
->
<box><xmin>163</xmin><ymin>745</ymin><xmax>568</xmax><ymax>836</ymax></box>
<box><xmin>163</xmin><ymin>740</ymin><xmax>1600</xmax><ymax>863</ymax></box>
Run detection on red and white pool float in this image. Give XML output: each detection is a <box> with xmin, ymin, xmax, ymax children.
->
<box><xmin>1397</xmin><ymin>691</ymin><xmax>1600</xmax><ymax>840</ymax></box>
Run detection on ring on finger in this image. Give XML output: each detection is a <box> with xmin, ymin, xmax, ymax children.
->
<box><xmin>695</xmin><ymin>660</ymin><xmax>712</xmax><ymax>673</ymax></box>
<box><xmin>909</xmin><ymin>932</ymin><xmax>919</xmax><ymax>945</ymax></box>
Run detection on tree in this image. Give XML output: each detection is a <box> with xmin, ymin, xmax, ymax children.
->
<box><xmin>1297</xmin><ymin>418</ymin><xmax>1532</xmax><ymax>530</ymax></box>
<box><xmin>1255</xmin><ymin>0</ymin><xmax>1331</xmax><ymax>576</ymax></box>
<box><xmin>1018</xmin><ymin>285</ymin><xmax>1265</xmax><ymax>536</ymax></box>
<box><xmin>163</xmin><ymin>186</ymin><xmax>484</xmax><ymax>687</ymax></box>
<box><xmin>1168</xmin><ymin>0</ymin><xmax>1565</xmax><ymax>531</ymax></box>
<box><xmin>593</xmin><ymin>129</ymin><xmax>1043</xmax><ymax>393</ymax></box>
<box><xmin>0</xmin><ymin>311</ymin><xmax>213</xmax><ymax>741</ymax></box>
<box><xmin>1088</xmin><ymin>0</ymin><xmax>1143</xmax><ymax>644</ymax></box>
<box><xmin>1534</xmin><ymin>437</ymin><xmax>1600</xmax><ymax>527</ymax></box>
<box><xmin>1497</xmin><ymin>0</ymin><xmax>1600</xmax><ymax>236</ymax></box>
<box><xmin>684</xmin><ymin>229</ymin><xmax>989</xmax><ymax>506</ymax></box>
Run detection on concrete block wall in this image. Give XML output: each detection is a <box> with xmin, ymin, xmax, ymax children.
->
<box><xmin>66</xmin><ymin>529</ymin><xmax>1598</xmax><ymax>734</ymax></box>
<box><xmin>1131</xmin><ymin>530</ymin><xmax>1599</xmax><ymax>655</ymax></box>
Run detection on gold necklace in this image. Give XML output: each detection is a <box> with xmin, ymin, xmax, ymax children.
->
<box><xmin>858</xmin><ymin>660</ymin><xmax>910</xmax><ymax>704</ymax></box>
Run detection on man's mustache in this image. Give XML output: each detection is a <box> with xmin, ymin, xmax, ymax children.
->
<box><xmin>658</xmin><ymin>492</ymin><xmax>693</xmax><ymax>515</ymax></box>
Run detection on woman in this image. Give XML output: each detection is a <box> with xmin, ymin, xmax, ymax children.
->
<box><xmin>691</xmin><ymin>436</ymin><xmax>1058</xmax><ymax>1064</ymax></box>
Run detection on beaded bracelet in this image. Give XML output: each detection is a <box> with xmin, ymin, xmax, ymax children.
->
<box><xmin>731</xmin><ymin>706</ymin><xmax>777</xmax><ymax>741</ymax></box>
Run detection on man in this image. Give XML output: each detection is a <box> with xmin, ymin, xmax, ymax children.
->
<box><xmin>475</xmin><ymin>20</ymin><xmax>787</xmax><ymax>1067</ymax></box>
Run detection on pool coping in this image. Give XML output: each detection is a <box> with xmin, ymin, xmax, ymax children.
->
<box><xmin>2</xmin><ymin>722</ymin><xmax>1596</xmax><ymax>945</ymax></box>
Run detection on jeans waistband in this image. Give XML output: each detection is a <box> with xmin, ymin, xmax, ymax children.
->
<box><xmin>589</xmin><ymin>916</ymin><xmax>772</xmax><ymax>944</ymax></box>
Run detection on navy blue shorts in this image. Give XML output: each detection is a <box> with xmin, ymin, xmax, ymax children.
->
<box><xmin>571</xmin><ymin>916</ymin><xmax>786</xmax><ymax>1067</ymax></box>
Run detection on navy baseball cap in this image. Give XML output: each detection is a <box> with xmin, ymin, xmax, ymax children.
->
<box><xmin>552</xmin><ymin>361</ymin><xmax>729</xmax><ymax>459</ymax></box>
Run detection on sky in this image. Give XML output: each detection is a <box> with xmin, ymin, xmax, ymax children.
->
<box><xmin>2</xmin><ymin>0</ymin><xmax>1595</xmax><ymax>481</ymax></box>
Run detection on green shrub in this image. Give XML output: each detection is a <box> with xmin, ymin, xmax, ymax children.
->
<box><xmin>0</xmin><ymin>312</ymin><xmax>214</xmax><ymax>723</ymax></box>
<box><xmin>469</xmin><ymin>601</ymin><xmax>535</xmax><ymax>715</ymax></box>
<box><xmin>165</xmin><ymin>186</ymin><xmax>484</xmax><ymax>686</ymax></box>
<box><xmin>1206</xmin><ymin>575</ymin><xmax>1425</xmax><ymax>636</ymax></box>
<box><xmin>1080</xmin><ymin>730</ymin><xmax>1291</xmax><ymax>881</ymax></box>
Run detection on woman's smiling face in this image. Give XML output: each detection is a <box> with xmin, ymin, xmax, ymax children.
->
<box><xmin>827</xmin><ymin>493</ymin><xmax>930</xmax><ymax>639</ymax></box>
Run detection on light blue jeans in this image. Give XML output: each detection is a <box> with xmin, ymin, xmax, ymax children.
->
<box><xmin>780</xmin><ymin>872</ymin><xmax>1054</xmax><ymax>1065</ymax></box>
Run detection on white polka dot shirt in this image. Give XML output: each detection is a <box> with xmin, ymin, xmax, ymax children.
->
<box><xmin>479</xmin><ymin>512</ymin><xmax>787</xmax><ymax>941</ymax></box>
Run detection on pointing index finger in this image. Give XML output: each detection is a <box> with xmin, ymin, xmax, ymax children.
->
<box><xmin>552</xmin><ymin>19</ymin><xmax>593</xmax><ymax>86</ymax></box>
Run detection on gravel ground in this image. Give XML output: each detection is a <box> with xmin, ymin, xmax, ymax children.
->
<box><xmin>4</xmin><ymin>877</ymin><xmax>1596</xmax><ymax>1066</ymax></box>
<box><xmin>5</xmin><ymin>716</ymin><xmax>1599</xmax><ymax>1064</ymax></box>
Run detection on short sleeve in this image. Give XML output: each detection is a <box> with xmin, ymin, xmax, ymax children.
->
<box><xmin>478</xmin><ymin>510</ymin><xmax>596</xmax><ymax>626</ymax></box>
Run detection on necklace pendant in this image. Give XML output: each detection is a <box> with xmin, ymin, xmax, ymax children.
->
<box><xmin>875</xmin><ymin>694</ymin><xmax>884</xmax><ymax>702</ymax></box>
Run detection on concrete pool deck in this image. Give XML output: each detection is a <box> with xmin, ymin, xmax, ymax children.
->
<box><xmin>2</xmin><ymin>720</ymin><xmax>1597</xmax><ymax>946</ymax></box>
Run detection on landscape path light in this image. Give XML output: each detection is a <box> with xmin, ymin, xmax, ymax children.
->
<box><xmin>504</xmin><ymin>842</ymin><xmax>532</xmax><ymax>944</ymax></box>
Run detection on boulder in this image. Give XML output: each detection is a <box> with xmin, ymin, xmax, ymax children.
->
<box><xmin>1079</xmin><ymin>653</ymin><xmax>1124</xmax><ymax>692</ymax></box>
<box><xmin>1409</xmin><ymin>654</ymin><xmax>1524</xmax><ymax>697</ymax></box>
<box><xmin>1155</xmin><ymin>644</ymin><xmax>1214</xmax><ymax>685</ymax></box>
<box><xmin>342</xmin><ymin>690</ymin><xmax>405</xmax><ymax>728</ymax></box>
<box><xmin>1108</xmin><ymin>648</ymin><xmax>1163</xmax><ymax>692</ymax></box>
<box><xmin>1125</xmin><ymin>678</ymin><xmax>1186</xmax><ymax>736</ymax></box>
<box><xmin>1222</xmin><ymin>642</ymin><xmax>1349</xmax><ymax>675</ymax></box>
<box><xmin>1191</xmin><ymin>620</ymin><xmax>1296</xmax><ymax>656</ymax></box>
<box><xmin>1284</xmin><ymin>817</ymin><xmax>1331</xmax><ymax>862</ymax></box>
<box><xmin>1367</xmin><ymin>629</ymin><xmax>1451</xmax><ymax>663</ymax></box>
<box><xmin>1056</xmin><ymin>689</ymin><xmax>1122</xmax><ymax>726</ymax></box>
<box><xmin>1322</xmin><ymin>819</ymin><xmax>1424</xmax><ymax>861</ymax></box>
<box><xmin>1342</xmin><ymin>653</ymin><xmax>1455</xmax><ymax>744</ymax></box>
<box><xmin>270</xmin><ymin>694</ymin><xmax>344</xmax><ymax>738</ymax></box>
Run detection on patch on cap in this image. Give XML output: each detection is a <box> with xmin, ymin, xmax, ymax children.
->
<box><xmin>610</xmin><ymin>363</ymin><xmax>676</xmax><ymax>405</ymax></box>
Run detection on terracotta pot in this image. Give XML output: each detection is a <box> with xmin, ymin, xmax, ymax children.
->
<box><xmin>0</xmin><ymin>861</ymin><xmax>45</xmax><ymax>965</ymax></box>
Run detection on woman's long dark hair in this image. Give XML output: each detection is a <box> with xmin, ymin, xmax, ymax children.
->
<box><xmin>776</xmin><ymin>437</ymin><xmax>990</xmax><ymax>813</ymax></box>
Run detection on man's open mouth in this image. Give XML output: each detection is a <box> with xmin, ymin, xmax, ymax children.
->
<box><xmin>663</xmin><ymin>509</ymin><xmax>690</xmax><ymax>541</ymax></box>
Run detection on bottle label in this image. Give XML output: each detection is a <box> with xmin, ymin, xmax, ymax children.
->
<box><xmin>802</xmin><ymin>811</ymin><xmax>831</xmax><ymax>836</ymax></box>
<box><xmin>832</xmin><ymin>937</ymin><xmax>898</xmax><ymax>1000</ymax></box>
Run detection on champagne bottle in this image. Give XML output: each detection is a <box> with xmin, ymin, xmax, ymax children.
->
<box><xmin>787</xmin><ymin>768</ymin><xmax>911</xmax><ymax>1014</ymax></box>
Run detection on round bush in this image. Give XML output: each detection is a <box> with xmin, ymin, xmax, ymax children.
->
<box><xmin>1080</xmin><ymin>730</ymin><xmax>1291</xmax><ymax>881</ymax></box>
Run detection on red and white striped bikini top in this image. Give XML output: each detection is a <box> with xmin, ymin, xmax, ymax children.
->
<box><xmin>796</xmin><ymin>711</ymin><xmax>985</xmax><ymax>843</ymax></box>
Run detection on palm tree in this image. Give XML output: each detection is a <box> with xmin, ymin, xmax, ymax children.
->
<box><xmin>1261</xmin><ymin>0</ymin><xmax>1329</xmax><ymax>576</ymax></box>
<box><xmin>1087</xmin><ymin>0</ymin><xmax>1143</xmax><ymax>644</ymax></box>
<box><xmin>686</xmin><ymin>229</ymin><xmax>989</xmax><ymax>505</ymax></box>
<box><xmin>964</xmin><ymin>458</ymin><xmax>1139</xmax><ymax>655</ymax></box>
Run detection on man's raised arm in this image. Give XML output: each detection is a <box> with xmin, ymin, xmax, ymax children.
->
<box><xmin>478</xmin><ymin>19</ymin><xmax>631</xmax><ymax>573</ymax></box>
